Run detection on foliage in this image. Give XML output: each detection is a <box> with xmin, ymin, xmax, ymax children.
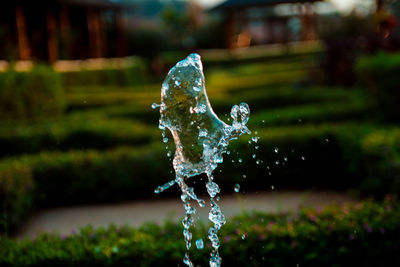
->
<box><xmin>0</xmin><ymin>146</ymin><xmax>170</xmax><ymax>233</ymax></box>
<box><xmin>0</xmin><ymin>123</ymin><xmax>383</xmax><ymax>234</ymax></box>
<box><xmin>0</xmin><ymin>65</ymin><xmax>64</xmax><ymax>120</ymax></box>
<box><xmin>247</xmin><ymin>97</ymin><xmax>367</xmax><ymax>127</ymax></box>
<box><xmin>361</xmin><ymin>129</ymin><xmax>400</xmax><ymax>198</ymax></box>
<box><xmin>60</xmin><ymin>58</ymin><xmax>149</xmax><ymax>87</ymax></box>
<box><xmin>1</xmin><ymin>199</ymin><xmax>399</xmax><ymax>266</ymax></box>
<box><xmin>356</xmin><ymin>51</ymin><xmax>400</xmax><ymax>122</ymax></box>
<box><xmin>0</xmin><ymin>118</ymin><xmax>157</xmax><ymax>158</ymax></box>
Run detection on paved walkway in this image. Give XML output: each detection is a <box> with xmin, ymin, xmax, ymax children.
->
<box><xmin>16</xmin><ymin>191</ymin><xmax>355</xmax><ymax>239</ymax></box>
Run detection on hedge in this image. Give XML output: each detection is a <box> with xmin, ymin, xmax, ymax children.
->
<box><xmin>0</xmin><ymin>146</ymin><xmax>171</xmax><ymax>233</ymax></box>
<box><xmin>59</xmin><ymin>57</ymin><xmax>149</xmax><ymax>87</ymax></box>
<box><xmin>0</xmin><ymin>123</ymin><xmax>382</xmax><ymax>233</ymax></box>
<box><xmin>247</xmin><ymin>100</ymin><xmax>368</xmax><ymax>127</ymax></box>
<box><xmin>0</xmin><ymin>118</ymin><xmax>157</xmax><ymax>158</ymax></box>
<box><xmin>356</xmin><ymin>52</ymin><xmax>400</xmax><ymax>122</ymax></box>
<box><xmin>0</xmin><ymin>65</ymin><xmax>64</xmax><ymax>120</ymax></box>
<box><xmin>360</xmin><ymin>129</ymin><xmax>400</xmax><ymax>198</ymax></box>
<box><xmin>66</xmin><ymin>90</ymin><xmax>159</xmax><ymax>111</ymax></box>
<box><xmin>217</xmin><ymin>123</ymin><xmax>375</xmax><ymax>193</ymax></box>
<box><xmin>1</xmin><ymin>198</ymin><xmax>399</xmax><ymax>266</ymax></box>
<box><xmin>66</xmin><ymin>87</ymin><xmax>360</xmax><ymax>123</ymax></box>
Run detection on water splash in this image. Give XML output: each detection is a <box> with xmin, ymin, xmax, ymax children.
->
<box><xmin>154</xmin><ymin>53</ymin><xmax>251</xmax><ymax>266</ymax></box>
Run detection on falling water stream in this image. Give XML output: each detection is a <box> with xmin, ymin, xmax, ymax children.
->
<box><xmin>153</xmin><ymin>53</ymin><xmax>251</xmax><ymax>267</ymax></box>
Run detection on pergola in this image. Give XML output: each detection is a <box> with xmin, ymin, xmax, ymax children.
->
<box><xmin>1</xmin><ymin>0</ymin><xmax>129</xmax><ymax>62</ymax></box>
<box><xmin>211</xmin><ymin>0</ymin><xmax>324</xmax><ymax>48</ymax></box>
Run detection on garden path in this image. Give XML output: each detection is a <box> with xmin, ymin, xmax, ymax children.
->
<box><xmin>16</xmin><ymin>191</ymin><xmax>355</xmax><ymax>239</ymax></box>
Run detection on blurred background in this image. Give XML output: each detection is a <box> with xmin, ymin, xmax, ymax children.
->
<box><xmin>1</xmin><ymin>0</ymin><xmax>400</xmax><ymax>263</ymax></box>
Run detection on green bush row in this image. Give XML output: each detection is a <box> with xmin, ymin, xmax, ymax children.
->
<box><xmin>1</xmin><ymin>198</ymin><xmax>399</xmax><ymax>266</ymax></box>
<box><xmin>217</xmin><ymin>123</ymin><xmax>375</xmax><ymax>193</ymax></box>
<box><xmin>0</xmin><ymin>118</ymin><xmax>157</xmax><ymax>158</ymax></box>
<box><xmin>0</xmin><ymin>65</ymin><xmax>64</xmax><ymax>120</ymax></box>
<box><xmin>360</xmin><ymin>129</ymin><xmax>400</xmax><ymax>198</ymax></box>
<box><xmin>65</xmin><ymin>90</ymin><xmax>159</xmax><ymax>112</ymax></box>
<box><xmin>0</xmin><ymin>123</ymin><xmax>383</xmax><ymax>233</ymax></box>
<box><xmin>356</xmin><ymin>52</ymin><xmax>400</xmax><ymax>122</ymax></box>
<box><xmin>60</xmin><ymin>58</ymin><xmax>149</xmax><ymax>87</ymax></box>
<box><xmin>0</xmin><ymin>146</ymin><xmax>170</xmax><ymax>233</ymax></box>
<box><xmin>247</xmin><ymin>100</ymin><xmax>368</xmax><ymax>127</ymax></box>
<box><xmin>65</xmin><ymin>87</ymin><xmax>359</xmax><ymax>123</ymax></box>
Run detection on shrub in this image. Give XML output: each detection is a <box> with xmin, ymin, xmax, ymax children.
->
<box><xmin>361</xmin><ymin>129</ymin><xmax>400</xmax><ymax>198</ymax></box>
<box><xmin>212</xmin><ymin>87</ymin><xmax>359</xmax><ymax>116</ymax></box>
<box><xmin>65</xmin><ymin>90</ymin><xmax>159</xmax><ymax>111</ymax></box>
<box><xmin>216</xmin><ymin>123</ymin><xmax>374</xmax><ymax>193</ymax></box>
<box><xmin>0</xmin><ymin>65</ymin><xmax>64</xmax><ymax>120</ymax></box>
<box><xmin>0</xmin><ymin>146</ymin><xmax>172</xmax><ymax>233</ymax></box>
<box><xmin>60</xmin><ymin>58</ymin><xmax>149</xmax><ymax>87</ymax></box>
<box><xmin>247</xmin><ymin>100</ymin><xmax>368</xmax><ymax>127</ymax></box>
<box><xmin>356</xmin><ymin>52</ymin><xmax>400</xmax><ymax>122</ymax></box>
<box><xmin>0</xmin><ymin>123</ymin><xmax>383</xmax><ymax>233</ymax></box>
<box><xmin>1</xmin><ymin>199</ymin><xmax>399</xmax><ymax>266</ymax></box>
<box><xmin>0</xmin><ymin>118</ymin><xmax>157</xmax><ymax>158</ymax></box>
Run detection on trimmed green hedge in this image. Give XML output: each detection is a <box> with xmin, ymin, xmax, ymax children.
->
<box><xmin>0</xmin><ymin>146</ymin><xmax>171</xmax><ymax>233</ymax></box>
<box><xmin>247</xmin><ymin>101</ymin><xmax>368</xmax><ymax>127</ymax></box>
<box><xmin>1</xmin><ymin>199</ymin><xmax>399</xmax><ymax>266</ymax></box>
<box><xmin>0</xmin><ymin>65</ymin><xmax>64</xmax><ymax>120</ymax></box>
<box><xmin>360</xmin><ymin>129</ymin><xmax>400</xmax><ymax>197</ymax></box>
<box><xmin>60</xmin><ymin>58</ymin><xmax>149</xmax><ymax>87</ymax></box>
<box><xmin>356</xmin><ymin>52</ymin><xmax>400</xmax><ymax>122</ymax></box>
<box><xmin>0</xmin><ymin>123</ymin><xmax>382</xmax><ymax>233</ymax></box>
<box><xmin>66</xmin><ymin>90</ymin><xmax>159</xmax><ymax>111</ymax></box>
<box><xmin>0</xmin><ymin>118</ymin><xmax>157</xmax><ymax>158</ymax></box>
<box><xmin>217</xmin><ymin>123</ymin><xmax>374</xmax><ymax>193</ymax></box>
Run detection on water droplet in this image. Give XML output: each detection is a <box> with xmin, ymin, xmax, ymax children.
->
<box><xmin>167</xmin><ymin>151</ymin><xmax>172</xmax><ymax>157</ymax></box>
<box><xmin>251</xmin><ymin>136</ymin><xmax>259</xmax><ymax>143</ymax></box>
<box><xmin>274</xmin><ymin>147</ymin><xmax>279</xmax><ymax>153</ymax></box>
<box><xmin>262</xmin><ymin>120</ymin><xmax>265</xmax><ymax>123</ymax></box>
<box><xmin>238</xmin><ymin>158</ymin><xmax>242</xmax><ymax>163</ymax></box>
<box><xmin>196</xmin><ymin>238</ymin><xmax>204</xmax><ymax>249</ymax></box>
<box><xmin>275</xmin><ymin>161</ymin><xmax>279</xmax><ymax>165</ymax></box>
<box><xmin>226</xmin><ymin>150</ymin><xmax>231</xmax><ymax>155</ymax></box>
<box><xmin>152</xmin><ymin>102</ymin><xmax>159</xmax><ymax>109</ymax></box>
<box><xmin>163</xmin><ymin>137</ymin><xmax>168</xmax><ymax>143</ymax></box>
<box><xmin>255</xmin><ymin>146</ymin><xmax>259</xmax><ymax>150</ymax></box>
<box><xmin>242</xmin><ymin>174</ymin><xmax>247</xmax><ymax>179</ymax></box>
<box><xmin>241</xmin><ymin>234</ymin><xmax>246</xmax><ymax>240</ymax></box>
<box><xmin>234</xmin><ymin>184</ymin><xmax>240</xmax><ymax>192</ymax></box>
<box><xmin>301</xmin><ymin>156</ymin><xmax>305</xmax><ymax>160</ymax></box>
<box><xmin>256</xmin><ymin>160</ymin><xmax>261</xmax><ymax>165</ymax></box>
<box><xmin>271</xmin><ymin>185</ymin><xmax>275</xmax><ymax>190</ymax></box>
<box><xmin>199</xmin><ymin>129</ymin><xmax>208</xmax><ymax>137</ymax></box>
<box><xmin>325</xmin><ymin>138</ymin><xmax>329</xmax><ymax>142</ymax></box>
<box><xmin>206</xmin><ymin>182</ymin><xmax>220</xmax><ymax>198</ymax></box>
<box><xmin>197</xmin><ymin>104</ymin><xmax>206</xmax><ymax>113</ymax></box>
<box><xmin>252</xmin><ymin>154</ymin><xmax>256</xmax><ymax>159</ymax></box>
<box><xmin>174</xmin><ymin>80</ymin><xmax>181</xmax><ymax>86</ymax></box>
<box><xmin>284</xmin><ymin>157</ymin><xmax>288</xmax><ymax>161</ymax></box>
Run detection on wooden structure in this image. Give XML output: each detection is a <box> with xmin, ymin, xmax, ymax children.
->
<box><xmin>211</xmin><ymin>0</ymin><xmax>323</xmax><ymax>48</ymax></box>
<box><xmin>0</xmin><ymin>0</ymin><xmax>128</xmax><ymax>62</ymax></box>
